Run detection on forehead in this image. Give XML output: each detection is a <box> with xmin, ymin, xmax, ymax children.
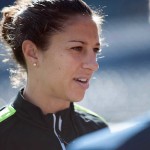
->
<box><xmin>47</xmin><ymin>15</ymin><xmax>100</xmax><ymax>47</ymax></box>
<box><xmin>61</xmin><ymin>16</ymin><xmax>100</xmax><ymax>40</ymax></box>
<box><xmin>65</xmin><ymin>15</ymin><xmax>99</xmax><ymax>31</ymax></box>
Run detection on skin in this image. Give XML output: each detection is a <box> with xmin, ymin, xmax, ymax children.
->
<box><xmin>22</xmin><ymin>15</ymin><xmax>100</xmax><ymax>114</ymax></box>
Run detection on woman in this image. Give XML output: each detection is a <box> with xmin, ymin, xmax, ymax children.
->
<box><xmin>0</xmin><ymin>0</ymin><xmax>108</xmax><ymax>149</ymax></box>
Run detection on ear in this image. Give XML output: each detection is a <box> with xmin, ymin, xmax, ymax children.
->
<box><xmin>22</xmin><ymin>40</ymin><xmax>39</xmax><ymax>65</ymax></box>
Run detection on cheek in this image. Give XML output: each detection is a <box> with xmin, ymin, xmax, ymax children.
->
<box><xmin>44</xmin><ymin>52</ymin><xmax>81</xmax><ymax>81</ymax></box>
<box><xmin>58</xmin><ymin>53</ymin><xmax>78</xmax><ymax>70</ymax></box>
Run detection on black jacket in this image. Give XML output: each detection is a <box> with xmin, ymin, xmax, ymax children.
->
<box><xmin>0</xmin><ymin>90</ymin><xmax>108</xmax><ymax>150</ymax></box>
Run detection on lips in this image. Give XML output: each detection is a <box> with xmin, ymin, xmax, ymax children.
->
<box><xmin>74</xmin><ymin>78</ymin><xmax>88</xmax><ymax>83</ymax></box>
<box><xmin>73</xmin><ymin>77</ymin><xmax>90</xmax><ymax>89</ymax></box>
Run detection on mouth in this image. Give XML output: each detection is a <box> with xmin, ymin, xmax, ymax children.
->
<box><xmin>73</xmin><ymin>77</ymin><xmax>90</xmax><ymax>89</ymax></box>
<box><xmin>74</xmin><ymin>78</ymin><xmax>88</xmax><ymax>83</ymax></box>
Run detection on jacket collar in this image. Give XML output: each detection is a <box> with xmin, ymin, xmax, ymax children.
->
<box><xmin>12</xmin><ymin>89</ymin><xmax>74</xmax><ymax>130</ymax></box>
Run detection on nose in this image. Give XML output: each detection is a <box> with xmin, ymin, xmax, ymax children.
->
<box><xmin>82</xmin><ymin>54</ymin><xmax>99</xmax><ymax>72</ymax></box>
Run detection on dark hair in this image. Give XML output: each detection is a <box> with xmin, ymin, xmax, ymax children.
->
<box><xmin>0</xmin><ymin>0</ymin><xmax>103</xmax><ymax>70</ymax></box>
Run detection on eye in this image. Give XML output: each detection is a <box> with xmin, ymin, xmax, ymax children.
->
<box><xmin>71</xmin><ymin>46</ymin><xmax>82</xmax><ymax>51</ymax></box>
<box><xmin>93</xmin><ymin>48</ymin><xmax>101</xmax><ymax>53</ymax></box>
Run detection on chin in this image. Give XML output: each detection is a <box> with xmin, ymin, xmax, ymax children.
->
<box><xmin>70</xmin><ymin>95</ymin><xmax>85</xmax><ymax>102</ymax></box>
<box><xmin>67</xmin><ymin>91</ymin><xmax>86</xmax><ymax>102</ymax></box>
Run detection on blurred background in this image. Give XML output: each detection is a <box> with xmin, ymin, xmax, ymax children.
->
<box><xmin>0</xmin><ymin>0</ymin><xmax>150</xmax><ymax>123</ymax></box>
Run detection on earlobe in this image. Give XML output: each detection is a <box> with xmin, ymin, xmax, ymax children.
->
<box><xmin>22</xmin><ymin>40</ymin><xmax>38</xmax><ymax>64</ymax></box>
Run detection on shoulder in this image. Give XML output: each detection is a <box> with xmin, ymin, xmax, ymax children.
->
<box><xmin>73</xmin><ymin>104</ymin><xmax>108</xmax><ymax>129</ymax></box>
<box><xmin>0</xmin><ymin>105</ymin><xmax>17</xmax><ymax>146</ymax></box>
<box><xmin>0</xmin><ymin>105</ymin><xmax>17</xmax><ymax>132</ymax></box>
<box><xmin>0</xmin><ymin>105</ymin><xmax>16</xmax><ymax>123</ymax></box>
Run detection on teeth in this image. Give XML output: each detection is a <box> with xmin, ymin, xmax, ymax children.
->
<box><xmin>79</xmin><ymin>78</ymin><xmax>87</xmax><ymax>82</ymax></box>
<box><xmin>75</xmin><ymin>78</ymin><xmax>87</xmax><ymax>82</ymax></box>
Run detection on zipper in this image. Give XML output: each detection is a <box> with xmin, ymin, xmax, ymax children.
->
<box><xmin>53</xmin><ymin>114</ymin><xmax>66</xmax><ymax>150</ymax></box>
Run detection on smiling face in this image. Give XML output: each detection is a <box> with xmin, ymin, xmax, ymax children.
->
<box><xmin>33</xmin><ymin>16</ymin><xmax>100</xmax><ymax>103</ymax></box>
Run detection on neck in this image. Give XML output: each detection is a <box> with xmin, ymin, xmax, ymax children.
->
<box><xmin>23</xmin><ymin>86</ymin><xmax>70</xmax><ymax>114</ymax></box>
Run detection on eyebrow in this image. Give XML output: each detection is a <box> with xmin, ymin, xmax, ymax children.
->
<box><xmin>68</xmin><ymin>40</ymin><xmax>100</xmax><ymax>46</ymax></box>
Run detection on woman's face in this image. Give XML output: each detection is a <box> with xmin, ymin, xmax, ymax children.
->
<box><xmin>37</xmin><ymin>16</ymin><xmax>100</xmax><ymax>102</ymax></box>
